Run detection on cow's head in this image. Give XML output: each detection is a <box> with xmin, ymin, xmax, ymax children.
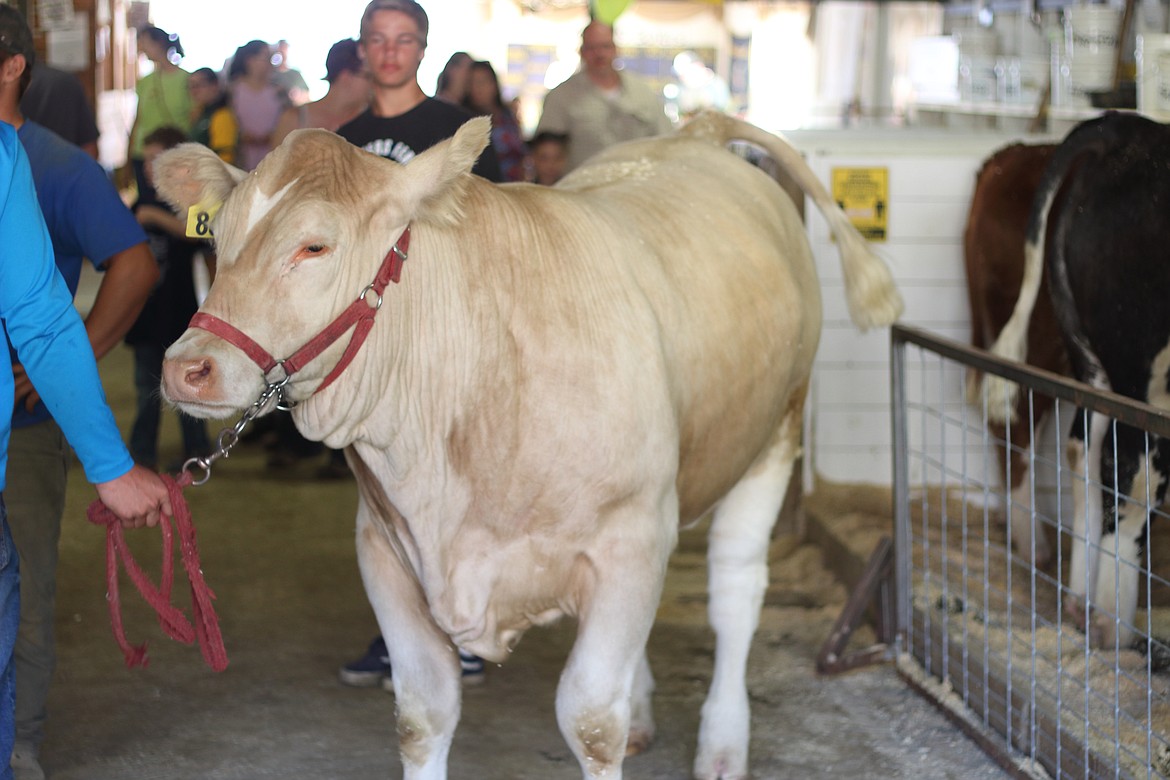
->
<box><xmin>155</xmin><ymin>119</ymin><xmax>491</xmax><ymax>433</ymax></box>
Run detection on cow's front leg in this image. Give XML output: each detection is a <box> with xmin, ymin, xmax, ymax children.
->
<box><xmin>626</xmin><ymin>651</ymin><xmax>656</xmax><ymax>756</ymax></box>
<box><xmin>356</xmin><ymin>501</ymin><xmax>461</xmax><ymax>780</ymax></box>
<box><xmin>556</xmin><ymin>505</ymin><xmax>674</xmax><ymax>780</ymax></box>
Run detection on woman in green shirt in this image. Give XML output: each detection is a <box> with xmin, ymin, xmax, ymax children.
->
<box><xmin>127</xmin><ymin>25</ymin><xmax>192</xmax><ymax>200</ymax></box>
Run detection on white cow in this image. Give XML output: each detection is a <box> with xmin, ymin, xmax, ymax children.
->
<box><xmin>155</xmin><ymin>112</ymin><xmax>902</xmax><ymax>780</ymax></box>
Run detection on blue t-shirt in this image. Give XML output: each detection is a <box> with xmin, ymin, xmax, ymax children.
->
<box><xmin>0</xmin><ymin>122</ymin><xmax>133</xmax><ymax>489</ymax></box>
<box><xmin>9</xmin><ymin>121</ymin><xmax>147</xmax><ymax>429</ymax></box>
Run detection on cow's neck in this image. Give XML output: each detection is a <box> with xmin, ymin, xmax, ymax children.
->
<box><xmin>296</xmin><ymin>224</ymin><xmax>509</xmax><ymax>492</ymax></box>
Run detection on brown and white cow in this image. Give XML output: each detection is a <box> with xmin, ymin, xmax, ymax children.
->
<box><xmin>153</xmin><ymin>111</ymin><xmax>902</xmax><ymax>779</ymax></box>
<box><xmin>963</xmin><ymin>142</ymin><xmax>1064</xmax><ymax>565</ymax></box>
<box><xmin>987</xmin><ymin>112</ymin><xmax>1170</xmax><ymax>649</ymax></box>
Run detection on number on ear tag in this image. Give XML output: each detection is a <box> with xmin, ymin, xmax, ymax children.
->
<box><xmin>186</xmin><ymin>201</ymin><xmax>222</xmax><ymax>238</ymax></box>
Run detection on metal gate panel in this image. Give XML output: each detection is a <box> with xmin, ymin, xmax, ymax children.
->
<box><xmin>891</xmin><ymin>324</ymin><xmax>1170</xmax><ymax>779</ymax></box>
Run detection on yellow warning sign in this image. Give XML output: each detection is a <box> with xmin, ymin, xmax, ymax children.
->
<box><xmin>831</xmin><ymin>167</ymin><xmax>888</xmax><ymax>242</ymax></box>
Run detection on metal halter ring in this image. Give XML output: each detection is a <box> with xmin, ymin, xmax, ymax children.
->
<box><xmin>358</xmin><ymin>283</ymin><xmax>384</xmax><ymax>310</ymax></box>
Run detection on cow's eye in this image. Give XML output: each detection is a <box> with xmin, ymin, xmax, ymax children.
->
<box><xmin>294</xmin><ymin>244</ymin><xmax>328</xmax><ymax>262</ymax></box>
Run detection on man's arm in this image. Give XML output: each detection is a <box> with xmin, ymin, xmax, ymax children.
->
<box><xmin>11</xmin><ymin>241</ymin><xmax>156</xmax><ymax>412</ymax></box>
<box><xmin>85</xmin><ymin>241</ymin><xmax>158</xmax><ymax>360</ymax></box>
<box><xmin>1</xmin><ymin>128</ymin><xmax>170</xmax><ymax>527</ymax></box>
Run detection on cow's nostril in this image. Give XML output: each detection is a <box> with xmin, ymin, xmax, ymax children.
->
<box><xmin>185</xmin><ymin>359</ymin><xmax>213</xmax><ymax>386</ymax></box>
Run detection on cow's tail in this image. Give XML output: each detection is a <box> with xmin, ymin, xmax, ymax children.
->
<box><xmin>982</xmin><ymin>237</ymin><xmax>1047</xmax><ymax>422</ymax></box>
<box><xmin>982</xmin><ymin>118</ymin><xmax>1106</xmax><ymax>424</ymax></box>
<box><xmin>680</xmin><ymin>111</ymin><xmax>903</xmax><ymax>331</ymax></box>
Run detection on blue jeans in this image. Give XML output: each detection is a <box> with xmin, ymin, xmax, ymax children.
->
<box><xmin>0</xmin><ymin>496</ymin><xmax>20</xmax><ymax>780</ymax></box>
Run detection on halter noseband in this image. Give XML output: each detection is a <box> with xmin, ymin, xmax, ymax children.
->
<box><xmin>188</xmin><ymin>227</ymin><xmax>411</xmax><ymax>403</ymax></box>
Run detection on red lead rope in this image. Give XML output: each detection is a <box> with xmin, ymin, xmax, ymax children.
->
<box><xmin>85</xmin><ymin>472</ymin><xmax>228</xmax><ymax>672</ymax></box>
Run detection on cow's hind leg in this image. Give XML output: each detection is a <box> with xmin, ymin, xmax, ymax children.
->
<box><xmin>1090</xmin><ymin>431</ymin><xmax>1166</xmax><ymax>649</ymax></box>
<box><xmin>999</xmin><ymin>400</ymin><xmax>1052</xmax><ymax>567</ymax></box>
<box><xmin>695</xmin><ymin>406</ymin><xmax>802</xmax><ymax>780</ymax></box>
<box><xmin>1066</xmin><ymin>410</ymin><xmax>1105</xmax><ymax>634</ymax></box>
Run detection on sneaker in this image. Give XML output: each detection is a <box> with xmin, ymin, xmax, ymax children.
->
<box><xmin>459</xmin><ymin>649</ymin><xmax>485</xmax><ymax>685</ymax></box>
<box><xmin>11</xmin><ymin>739</ymin><xmax>45</xmax><ymax>780</ymax></box>
<box><xmin>338</xmin><ymin>636</ymin><xmax>391</xmax><ymax>687</ymax></box>
<box><xmin>378</xmin><ymin>649</ymin><xmax>485</xmax><ymax>693</ymax></box>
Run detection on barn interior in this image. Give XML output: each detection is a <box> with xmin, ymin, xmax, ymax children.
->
<box><xmin>11</xmin><ymin>0</ymin><xmax>1170</xmax><ymax>776</ymax></box>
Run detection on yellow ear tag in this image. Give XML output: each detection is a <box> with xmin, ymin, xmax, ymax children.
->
<box><xmin>185</xmin><ymin>200</ymin><xmax>222</xmax><ymax>239</ymax></box>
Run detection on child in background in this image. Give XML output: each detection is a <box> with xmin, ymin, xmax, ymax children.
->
<box><xmin>124</xmin><ymin>126</ymin><xmax>212</xmax><ymax>471</ymax></box>
<box><xmin>188</xmin><ymin>67</ymin><xmax>238</xmax><ymax>165</ymax></box>
<box><xmin>527</xmin><ymin>131</ymin><xmax>569</xmax><ymax>186</ymax></box>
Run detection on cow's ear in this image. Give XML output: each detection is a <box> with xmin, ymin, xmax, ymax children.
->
<box><xmin>398</xmin><ymin>116</ymin><xmax>491</xmax><ymax>212</ymax></box>
<box><xmin>152</xmin><ymin>143</ymin><xmax>247</xmax><ymax>216</ymax></box>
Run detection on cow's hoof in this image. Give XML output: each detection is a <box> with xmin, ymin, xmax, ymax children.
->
<box><xmin>693</xmin><ymin>752</ymin><xmax>748</xmax><ymax>780</ymax></box>
<box><xmin>1088</xmin><ymin>613</ymin><xmax>1134</xmax><ymax>651</ymax></box>
<box><xmin>1085</xmin><ymin>614</ymin><xmax>1110</xmax><ymax>650</ymax></box>
<box><xmin>625</xmin><ymin>726</ymin><xmax>654</xmax><ymax>757</ymax></box>
<box><xmin>693</xmin><ymin>765</ymin><xmax>748</xmax><ymax>780</ymax></box>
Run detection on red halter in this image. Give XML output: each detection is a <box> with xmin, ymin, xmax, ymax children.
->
<box><xmin>189</xmin><ymin>227</ymin><xmax>410</xmax><ymax>398</ymax></box>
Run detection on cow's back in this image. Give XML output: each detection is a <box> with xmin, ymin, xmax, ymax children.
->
<box><xmin>454</xmin><ymin>136</ymin><xmax>821</xmax><ymax>524</ymax></box>
<box><xmin>964</xmin><ymin>143</ymin><xmax>1061</xmax><ymax>356</ymax></box>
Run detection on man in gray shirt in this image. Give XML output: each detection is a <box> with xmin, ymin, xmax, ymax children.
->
<box><xmin>535</xmin><ymin>20</ymin><xmax>672</xmax><ymax>173</ymax></box>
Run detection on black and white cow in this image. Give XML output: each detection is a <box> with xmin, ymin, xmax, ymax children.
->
<box><xmin>987</xmin><ymin>111</ymin><xmax>1170</xmax><ymax>648</ymax></box>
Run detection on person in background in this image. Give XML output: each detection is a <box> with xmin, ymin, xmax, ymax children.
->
<box><xmin>526</xmin><ymin>130</ymin><xmax>569</xmax><ymax>186</ymax></box>
<box><xmin>0</xmin><ymin>7</ymin><xmax>166</xmax><ymax>779</ymax></box>
<box><xmin>534</xmin><ymin>19</ymin><xmax>671</xmax><ymax>173</ymax></box>
<box><xmin>336</xmin><ymin>0</ymin><xmax>501</xmax><ymax>691</ymax></box>
<box><xmin>338</xmin><ymin>2</ymin><xmax>499</xmax><ymax>179</ymax></box>
<box><xmin>228</xmin><ymin>40</ymin><xmax>284</xmax><ymax>171</ymax></box>
<box><xmin>125</xmin><ymin>126</ymin><xmax>212</xmax><ymax>473</ymax></box>
<box><xmin>188</xmin><ymin>66</ymin><xmax>237</xmax><ymax>165</ymax></box>
<box><xmin>271</xmin><ymin>38</ymin><xmax>369</xmax><ymax>147</ymax></box>
<box><xmin>271</xmin><ymin>39</ymin><xmax>310</xmax><ymax>106</ymax></box>
<box><xmin>434</xmin><ymin>50</ymin><xmax>471</xmax><ymax>104</ymax></box>
<box><xmin>127</xmin><ymin>25</ymin><xmax>191</xmax><ymax>200</ymax></box>
<box><xmin>20</xmin><ymin>63</ymin><xmax>98</xmax><ymax>158</ymax></box>
<box><xmin>463</xmin><ymin>59</ymin><xmax>527</xmax><ymax>182</ymax></box>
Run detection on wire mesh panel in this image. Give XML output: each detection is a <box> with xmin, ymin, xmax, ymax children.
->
<box><xmin>891</xmin><ymin>324</ymin><xmax>1170</xmax><ymax>779</ymax></box>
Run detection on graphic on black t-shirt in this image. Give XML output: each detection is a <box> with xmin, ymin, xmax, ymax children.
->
<box><xmin>336</xmin><ymin>97</ymin><xmax>502</xmax><ymax>182</ymax></box>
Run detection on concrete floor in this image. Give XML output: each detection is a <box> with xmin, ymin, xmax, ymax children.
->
<box><xmin>32</xmin><ymin>342</ymin><xmax>1013</xmax><ymax>779</ymax></box>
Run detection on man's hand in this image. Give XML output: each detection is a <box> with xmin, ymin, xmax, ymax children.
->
<box><xmin>94</xmin><ymin>465</ymin><xmax>173</xmax><ymax>529</ymax></box>
<box><xmin>11</xmin><ymin>362</ymin><xmax>40</xmax><ymax>413</ymax></box>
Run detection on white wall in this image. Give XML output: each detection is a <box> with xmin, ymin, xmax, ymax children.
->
<box><xmin>789</xmin><ymin>129</ymin><xmax>1060</xmax><ymax>488</ymax></box>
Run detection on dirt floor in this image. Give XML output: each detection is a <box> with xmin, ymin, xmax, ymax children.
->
<box><xmin>29</xmin><ymin>323</ymin><xmax>1013</xmax><ymax>778</ymax></box>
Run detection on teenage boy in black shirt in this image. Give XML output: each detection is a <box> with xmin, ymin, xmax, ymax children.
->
<box><xmin>337</xmin><ymin>0</ymin><xmax>501</xmax><ymax>182</ymax></box>
<box><xmin>337</xmin><ymin>0</ymin><xmax>495</xmax><ymax>691</ymax></box>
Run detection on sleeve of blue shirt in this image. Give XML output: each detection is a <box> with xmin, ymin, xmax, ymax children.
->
<box><xmin>0</xmin><ymin>123</ymin><xmax>133</xmax><ymax>488</ymax></box>
<box><xmin>62</xmin><ymin>149</ymin><xmax>147</xmax><ymax>268</ymax></box>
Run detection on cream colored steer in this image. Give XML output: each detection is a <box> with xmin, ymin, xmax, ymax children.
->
<box><xmin>155</xmin><ymin>111</ymin><xmax>901</xmax><ymax>780</ymax></box>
